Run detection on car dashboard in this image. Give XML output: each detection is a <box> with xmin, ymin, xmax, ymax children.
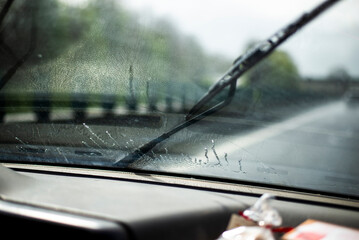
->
<box><xmin>1</xmin><ymin>163</ymin><xmax>359</xmax><ymax>240</ymax></box>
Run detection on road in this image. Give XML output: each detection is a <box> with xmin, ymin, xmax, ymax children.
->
<box><xmin>182</xmin><ymin>100</ymin><xmax>359</xmax><ymax>197</ymax></box>
<box><xmin>1</xmin><ymin>99</ymin><xmax>358</xmax><ymax>196</ymax></box>
<box><xmin>217</xmin><ymin>101</ymin><xmax>359</xmax><ymax>172</ymax></box>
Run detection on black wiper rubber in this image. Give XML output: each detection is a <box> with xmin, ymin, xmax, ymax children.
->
<box><xmin>114</xmin><ymin>81</ymin><xmax>236</xmax><ymax>167</ymax></box>
<box><xmin>186</xmin><ymin>0</ymin><xmax>341</xmax><ymax>120</ymax></box>
<box><xmin>114</xmin><ymin>0</ymin><xmax>341</xmax><ymax>168</ymax></box>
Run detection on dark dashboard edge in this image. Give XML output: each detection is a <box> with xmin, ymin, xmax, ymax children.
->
<box><xmin>3</xmin><ymin>163</ymin><xmax>359</xmax><ymax>211</ymax></box>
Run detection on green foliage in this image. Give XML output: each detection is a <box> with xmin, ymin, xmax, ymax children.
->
<box><xmin>1</xmin><ymin>0</ymin><xmax>229</xmax><ymax>101</ymax></box>
<box><xmin>0</xmin><ymin>0</ymin><xmax>89</xmax><ymax>64</ymax></box>
<box><xmin>246</xmin><ymin>49</ymin><xmax>300</xmax><ymax>89</ymax></box>
<box><xmin>326</xmin><ymin>67</ymin><xmax>351</xmax><ymax>82</ymax></box>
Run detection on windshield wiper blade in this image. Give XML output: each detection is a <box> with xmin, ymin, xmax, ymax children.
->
<box><xmin>186</xmin><ymin>0</ymin><xmax>341</xmax><ymax>120</ymax></box>
<box><xmin>114</xmin><ymin>0</ymin><xmax>341</xmax><ymax>168</ymax></box>
<box><xmin>114</xmin><ymin>81</ymin><xmax>236</xmax><ymax>167</ymax></box>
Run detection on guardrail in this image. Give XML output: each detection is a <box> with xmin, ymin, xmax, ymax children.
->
<box><xmin>0</xmin><ymin>92</ymin><xmax>197</xmax><ymax>123</ymax></box>
<box><xmin>0</xmin><ymin>87</ymin><xmax>340</xmax><ymax>123</ymax></box>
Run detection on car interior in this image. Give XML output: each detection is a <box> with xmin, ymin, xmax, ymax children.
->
<box><xmin>1</xmin><ymin>163</ymin><xmax>359</xmax><ymax>239</ymax></box>
<box><xmin>1</xmin><ymin>0</ymin><xmax>358</xmax><ymax>239</ymax></box>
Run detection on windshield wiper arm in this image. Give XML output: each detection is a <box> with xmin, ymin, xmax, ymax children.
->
<box><xmin>114</xmin><ymin>0</ymin><xmax>341</xmax><ymax>168</ymax></box>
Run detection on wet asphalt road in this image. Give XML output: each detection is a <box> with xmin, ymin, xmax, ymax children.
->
<box><xmin>219</xmin><ymin>101</ymin><xmax>359</xmax><ymax>174</ymax></box>
<box><xmin>1</xmin><ymin>99</ymin><xmax>358</xmax><ymax>196</ymax></box>
<box><xmin>183</xmin><ymin>100</ymin><xmax>359</xmax><ymax>196</ymax></box>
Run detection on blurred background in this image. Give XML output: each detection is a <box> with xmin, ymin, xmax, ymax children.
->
<box><xmin>1</xmin><ymin>0</ymin><xmax>359</xmax><ymax>197</ymax></box>
<box><xmin>0</xmin><ymin>0</ymin><xmax>358</xmax><ymax>121</ymax></box>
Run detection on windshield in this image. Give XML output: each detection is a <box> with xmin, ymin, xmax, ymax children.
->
<box><xmin>1</xmin><ymin>0</ymin><xmax>358</xmax><ymax>199</ymax></box>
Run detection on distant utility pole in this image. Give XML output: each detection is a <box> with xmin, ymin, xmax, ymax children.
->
<box><xmin>146</xmin><ymin>81</ymin><xmax>157</xmax><ymax>111</ymax></box>
<box><xmin>126</xmin><ymin>65</ymin><xmax>137</xmax><ymax>110</ymax></box>
<box><xmin>165</xmin><ymin>82</ymin><xmax>173</xmax><ymax>112</ymax></box>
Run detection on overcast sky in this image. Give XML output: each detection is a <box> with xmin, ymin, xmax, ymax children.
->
<box><xmin>62</xmin><ymin>0</ymin><xmax>359</xmax><ymax>77</ymax></box>
<box><xmin>121</xmin><ymin>0</ymin><xmax>359</xmax><ymax>78</ymax></box>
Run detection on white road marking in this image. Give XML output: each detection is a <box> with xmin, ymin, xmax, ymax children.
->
<box><xmin>215</xmin><ymin>101</ymin><xmax>343</xmax><ymax>154</ymax></box>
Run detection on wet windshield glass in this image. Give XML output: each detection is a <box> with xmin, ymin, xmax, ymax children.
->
<box><xmin>0</xmin><ymin>0</ymin><xmax>358</xmax><ymax>198</ymax></box>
